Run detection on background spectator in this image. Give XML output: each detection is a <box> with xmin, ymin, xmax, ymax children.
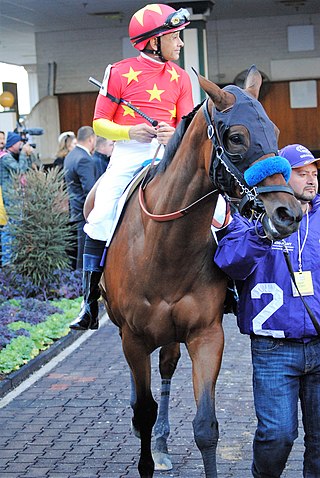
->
<box><xmin>64</xmin><ymin>126</ymin><xmax>96</xmax><ymax>270</ymax></box>
<box><xmin>23</xmin><ymin>142</ymin><xmax>42</xmax><ymax>170</ymax></box>
<box><xmin>0</xmin><ymin>131</ymin><xmax>5</xmax><ymax>151</ymax></box>
<box><xmin>53</xmin><ymin>131</ymin><xmax>77</xmax><ymax>171</ymax></box>
<box><xmin>0</xmin><ymin>132</ymin><xmax>29</xmax><ymax>265</ymax></box>
<box><xmin>92</xmin><ymin>136</ymin><xmax>114</xmax><ymax>179</ymax></box>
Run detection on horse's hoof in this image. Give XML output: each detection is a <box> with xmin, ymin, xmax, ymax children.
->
<box><xmin>130</xmin><ymin>420</ymin><xmax>140</xmax><ymax>439</ymax></box>
<box><xmin>152</xmin><ymin>451</ymin><xmax>173</xmax><ymax>471</ymax></box>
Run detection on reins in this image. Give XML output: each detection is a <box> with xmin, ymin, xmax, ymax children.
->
<box><xmin>139</xmin><ymin>186</ymin><xmax>218</xmax><ymax>222</ymax></box>
<box><xmin>138</xmin><ymin>111</ymin><xmax>221</xmax><ymax>223</ymax></box>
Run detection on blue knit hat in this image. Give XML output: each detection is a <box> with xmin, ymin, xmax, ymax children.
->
<box><xmin>5</xmin><ymin>132</ymin><xmax>22</xmax><ymax>149</ymax></box>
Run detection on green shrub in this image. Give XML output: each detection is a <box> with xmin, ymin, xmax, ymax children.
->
<box><xmin>5</xmin><ymin>167</ymin><xmax>74</xmax><ymax>287</ymax></box>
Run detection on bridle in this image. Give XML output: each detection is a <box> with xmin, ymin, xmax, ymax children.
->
<box><xmin>139</xmin><ymin>98</ymin><xmax>293</xmax><ymax>224</ymax></box>
<box><xmin>202</xmin><ymin>99</ymin><xmax>294</xmax><ymax>219</ymax></box>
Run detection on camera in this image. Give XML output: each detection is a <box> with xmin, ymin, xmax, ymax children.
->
<box><xmin>15</xmin><ymin>126</ymin><xmax>44</xmax><ymax>149</ymax></box>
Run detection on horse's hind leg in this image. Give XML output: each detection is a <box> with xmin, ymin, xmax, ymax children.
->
<box><xmin>187</xmin><ymin>325</ymin><xmax>224</xmax><ymax>478</ymax></box>
<box><xmin>152</xmin><ymin>342</ymin><xmax>181</xmax><ymax>471</ymax></box>
<box><xmin>122</xmin><ymin>330</ymin><xmax>158</xmax><ymax>478</ymax></box>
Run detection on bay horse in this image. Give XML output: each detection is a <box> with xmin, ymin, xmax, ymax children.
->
<box><xmin>88</xmin><ymin>66</ymin><xmax>302</xmax><ymax>478</ymax></box>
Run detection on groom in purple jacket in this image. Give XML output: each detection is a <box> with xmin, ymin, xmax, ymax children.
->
<box><xmin>215</xmin><ymin>144</ymin><xmax>320</xmax><ymax>478</ymax></box>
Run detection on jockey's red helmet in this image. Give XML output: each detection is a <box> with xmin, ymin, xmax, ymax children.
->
<box><xmin>129</xmin><ymin>4</ymin><xmax>190</xmax><ymax>51</ymax></box>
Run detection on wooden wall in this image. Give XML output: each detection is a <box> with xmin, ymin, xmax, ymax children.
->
<box><xmin>57</xmin><ymin>80</ymin><xmax>320</xmax><ymax>155</ymax></box>
<box><xmin>58</xmin><ymin>92</ymin><xmax>97</xmax><ymax>135</ymax></box>
<box><xmin>262</xmin><ymin>80</ymin><xmax>320</xmax><ymax>154</ymax></box>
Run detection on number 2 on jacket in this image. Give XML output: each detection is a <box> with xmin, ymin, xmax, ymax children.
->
<box><xmin>251</xmin><ymin>283</ymin><xmax>285</xmax><ymax>338</ymax></box>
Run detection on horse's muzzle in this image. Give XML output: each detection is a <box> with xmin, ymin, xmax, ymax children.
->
<box><xmin>261</xmin><ymin>206</ymin><xmax>302</xmax><ymax>241</ymax></box>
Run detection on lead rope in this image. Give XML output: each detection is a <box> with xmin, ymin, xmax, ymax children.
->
<box><xmin>282</xmin><ymin>239</ymin><xmax>320</xmax><ymax>336</ymax></box>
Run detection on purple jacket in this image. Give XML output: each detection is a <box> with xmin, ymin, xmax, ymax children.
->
<box><xmin>214</xmin><ymin>194</ymin><xmax>320</xmax><ymax>340</ymax></box>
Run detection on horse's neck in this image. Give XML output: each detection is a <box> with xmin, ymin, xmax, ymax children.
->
<box><xmin>146</xmin><ymin>142</ymin><xmax>218</xmax><ymax>240</ymax></box>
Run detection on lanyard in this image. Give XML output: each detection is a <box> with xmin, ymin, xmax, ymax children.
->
<box><xmin>297</xmin><ymin>209</ymin><xmax>309</xmax><ymax>273</ymax></box>
<box><xmin>281</xmin><ymin>208</ymin><xmax>320</xmax><ymax>336</ymax></box>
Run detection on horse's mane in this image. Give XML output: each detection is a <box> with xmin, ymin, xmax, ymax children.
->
<box><xmin>147</xmin><ymin>101</ymin><xmax>204</xmax><ymax>181</ymax></box>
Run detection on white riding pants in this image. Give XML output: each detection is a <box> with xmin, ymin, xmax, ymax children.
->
<box><xmin>84</xmin><ymin>139</ymin><xmax>164</xmax><ymax>243</ymax></box>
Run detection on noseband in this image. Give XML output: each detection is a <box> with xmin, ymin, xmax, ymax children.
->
<box><xmin>202</xmin><ymin>99</ymin><xmax>294</xmax><ymax>218</ymax></box>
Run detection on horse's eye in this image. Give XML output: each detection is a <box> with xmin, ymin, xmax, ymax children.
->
<box><xmin>229</xmin><ymin>134</ymin><xmax>243</xmax><ymax>145</ymax></box>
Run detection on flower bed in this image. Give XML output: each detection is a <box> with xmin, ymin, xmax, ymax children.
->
<box><xmin>0</xmin><ymin>268</ymin><xmax>82</xmax><ymax>377</ymax></box>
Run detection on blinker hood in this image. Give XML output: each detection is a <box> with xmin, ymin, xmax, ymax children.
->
<box><xmin>214</xmin><ymin>85</ymin><xmax>278</xmax><ymax>170</ymax></box>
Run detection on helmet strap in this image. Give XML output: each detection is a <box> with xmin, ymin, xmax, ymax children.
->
<box><xmin>157</xmin><ymin>37</ymin><xmax>167</xmax><ymax>63</ymax></box>
<box><xmin>143</xmin><ymin>48</ymin><xmax>158</xmax><ymax>56</ymax></box>
<box><xmin>143</xmin><ymin>37</ymin><xmax>167</xmax><ymax>62</ymax></box>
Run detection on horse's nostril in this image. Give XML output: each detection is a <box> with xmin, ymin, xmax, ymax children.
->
<box><xmin>277</xmin><ymin>207</ymin><xmax>295</xmax><ymax>223</ymax></box>
<box><xmin>277</xmin><ymin>206</ymin><xmax>303</xmax><ymax>224</ymax></box>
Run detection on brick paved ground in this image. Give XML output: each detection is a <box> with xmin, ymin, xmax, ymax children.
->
<box><xmin>0</xmin><ymin>313</ymin><xmax>304</xmax><ymax>478</ymax></box>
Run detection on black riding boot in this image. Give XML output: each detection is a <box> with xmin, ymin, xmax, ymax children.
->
<box><xmin>69</xmin><ymin>270</ymin><xmax>102</xmax><ymax>330</ymax></box>
<box><xmin>69</xmin><ymin>237</ymin><xmax>106</xmax><ymax>331</ymax></box>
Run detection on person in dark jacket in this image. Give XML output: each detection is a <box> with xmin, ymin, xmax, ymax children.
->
<box><xmin>214</xmin><ymin>144</ymin><xmax>320</xmax><ymax>478</ymax></box>
<box><xmin>64</xmin><ymin>126</ymin><xmax>96</xmax><ymax>270</ymax></box>
<box><xmin>92</xmin><ymin>136</ymin><xmax>114</xmax><ymax>180</ymax></box>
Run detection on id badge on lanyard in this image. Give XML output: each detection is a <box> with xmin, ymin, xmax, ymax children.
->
<box><xmin>290</xmin><ymin>210</ymin><xmax>314</xmax><ymax>297</ymax></box>
<box><xmin>291</xmin><ymin>271</ymin><xmax>314</xmax><ymax>297</ymax></box>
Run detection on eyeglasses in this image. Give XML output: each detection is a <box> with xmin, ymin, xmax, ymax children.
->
<box><xmin>164</xmin><ymin>8</ymin><xmax>190</xmax><ymax>29</ymax></box>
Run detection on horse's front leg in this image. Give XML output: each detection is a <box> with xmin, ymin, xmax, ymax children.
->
<box><xmin>152</xmin><ymin>342</ymin><xmax>181</xmax><ymax>471</ymax></box>
<box><xmin>187</xmin><ymin>323</ymin><xmax>224</xmax><ymax>478</ymax></box>
<box><xmin>122</xmin><ymin>329</ymin><xmax>158</xmax><ymax>478</ymax></box>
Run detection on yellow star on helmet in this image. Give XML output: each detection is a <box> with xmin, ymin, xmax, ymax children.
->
<box><xmin>122</xmin><ymin>67</ymin><xmax>142</xmax><ymax>85</ymax></box>
<box><xmin>146</xmin><ymin>84</ymin><xmax>165</xmax><ymax>102</ymax></box>
<box><xmin>167</xmin><ymin>67</ymin><xmax>180</xmax><ymax>83</ymax></box>
<box><xmin>169</xmin><ymin>105</ymin><xmax>177</xmax><ymax>120</ymax></box>
<box><xmin>134</xmin><ymin>4</ymin><xmax>163</xmax><ymax>26</ymax></box>
<box><xmin>121</xmin><ymin>104</ymin><xmax>136</xmax><ymax>118</ymax></box>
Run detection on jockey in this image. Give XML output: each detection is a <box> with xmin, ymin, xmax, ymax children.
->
<box><xmin>70</xmin><ymin>3</ymin><xmax>194</xmax><ymax>331</ymax></box>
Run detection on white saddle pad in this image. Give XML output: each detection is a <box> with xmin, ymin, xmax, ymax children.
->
<box><xmin>106</xmin><ymin>164</ymin><xmax>152</xmax><ymax>246</ymax></box>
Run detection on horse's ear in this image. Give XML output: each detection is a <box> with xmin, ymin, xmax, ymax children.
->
<box><xmin>244</xmin><ymin>65</ymin><xmax>262</xmax><ymax>99</ymax></box>
<box><xmin>195</xmin><ymin>70</ymin><xmax>235</xmax><ymax>111</ymax></box>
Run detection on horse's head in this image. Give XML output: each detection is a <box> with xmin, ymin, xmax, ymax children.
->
<box><xmin>197</xmin><ymin>65</ymin><xmax>302</xmax><ymax>240</ymax></box>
